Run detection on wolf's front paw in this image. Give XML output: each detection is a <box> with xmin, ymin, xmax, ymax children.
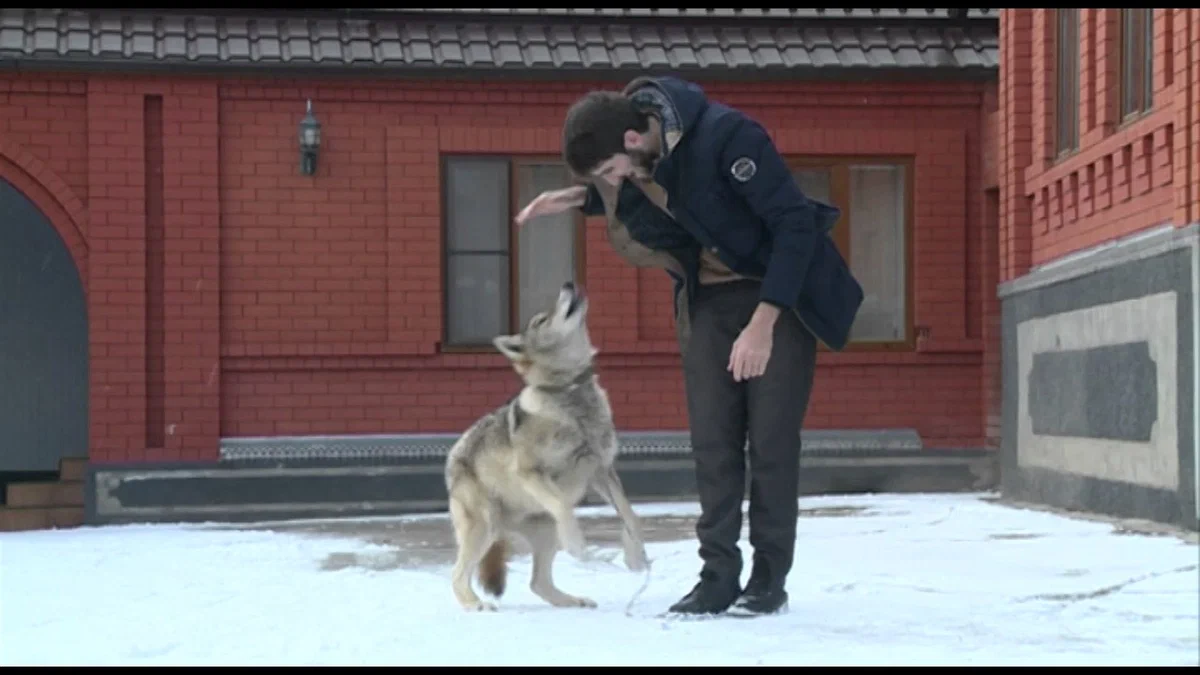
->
<box><xmin>463</xmin><ymin>600</ymin><xmax>498</xmax><ymax>612</ymax></box>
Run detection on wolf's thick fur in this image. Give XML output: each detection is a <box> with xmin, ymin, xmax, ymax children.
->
<box><xmin>444</xmin><ymin>281</ymin><xmax>649</xmax><ymax>612</ymax></box>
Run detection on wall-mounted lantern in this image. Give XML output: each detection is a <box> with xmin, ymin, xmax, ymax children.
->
<box><xmin>298</xmin><ymin>99</ymin><xmax>321</xmax><ymax>177</ymax></box>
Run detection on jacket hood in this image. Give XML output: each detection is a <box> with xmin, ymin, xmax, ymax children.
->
<box><xmin>622</xmin><ymin>76</ymin><xmax>710</xmax><ymax>143</ymax></box>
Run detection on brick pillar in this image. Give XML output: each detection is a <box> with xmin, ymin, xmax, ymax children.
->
<box><xmin>1000</xmin><ymin>9</ymin><xmax>1035</xmax><ymax>281</ymax></box>
<box><xmin>86</xmin><ymin>83</ymin><xmax>148</xmax><ymax>463</ymax></box>
<box><xmin>982</xmin><ymin>188</ymin><xmax>1002</xmax><ymax>449</ymax></box>
<box><xmin>1178</xmin><ymin>9</ymin><xmax>1199</xmax><ymax>226</ymax></box>
<box><xmin>86</xmin><ymin>77</ymin><xmax>223</xmax><ymax>464</ymax></box>
<box><xmin>161</xmin><ymin>83</ymin><xmax>222</xmax><ymax>462</ymax></box>
<box><xmin>1194</xmin><ymin>10</ymin><xmax>1200</xmax><ymax>224</ymax></box>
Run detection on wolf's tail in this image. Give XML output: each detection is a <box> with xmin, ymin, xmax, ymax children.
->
<box><xmin>478</xmin><ymin>539</ymin><xmax>510</xmax><ymax>598</ymax></box>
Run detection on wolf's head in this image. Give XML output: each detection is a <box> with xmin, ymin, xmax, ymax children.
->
<box><xmin>493</xmin><ymin>281</ymin><xmax>597</xmax><ymax>387</ymax></box>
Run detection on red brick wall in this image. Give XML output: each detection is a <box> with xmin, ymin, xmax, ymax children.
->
<box><xmin>1000</xmin><ymin>8</ymin><xmax>1200</xmax><ymax>280</ymax></box>
<box><xmin>0</xmin><ymin>72</ymin><xmax>996</xmax><ymax>463</ymax></box>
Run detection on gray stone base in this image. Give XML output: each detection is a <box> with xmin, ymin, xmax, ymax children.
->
<box><xmin>1001</xmin><ymin>465</ymin><xmax>1198</xmax><ymax>531</ymax></box>
<box><xmin>999</xmin><ymin>223</ymin><xmax>1199</xmax><ymax>532</ymax></box>
<box><xmin>83</xmin><ymin>429</ymin><xmax>997</xmax><ymax>525</ymax></box>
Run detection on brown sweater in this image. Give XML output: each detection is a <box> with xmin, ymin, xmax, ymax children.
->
<box><xmin>633</xmin><ymin>177</ymin><xmax>745</xmax><ymax>285</ymax></box>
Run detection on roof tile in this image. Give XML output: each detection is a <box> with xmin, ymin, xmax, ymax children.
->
<box><xmin>195</xmin><ymin>16</ymin><xmax>218</xmax><ymax>37</ymax></box>
<box><xmin>131</xmin><ymin>33</ymin><xmax>156</xmax><ymax>58</ymax></box>
<box><xmin>640</xmin><ymin>45</ymin><xmax>671</xmax><ymax>69</ymax></box>
<box><xmin>525</xmin><ymin>42</ymin><xmax>553</xmax><ymax>68</ymax></box>
<box><xmin>377</xmin><ymin>40</ymin><xmax>405</xmax><ymax>63</ymax></box>
<box><xmin>0</xmin><ymin>9</ymin><xmax>998</xmax><ymax>75</ymax></box>
<box><xmin>97</xmin><ymin>33</ymin><xmax>122</xmax><ymax>56</ymax></box>
<box><xmin>436</xmin><ymin>42</ymin><xmax>464</xmax><ymax>66</ymax></box>
<box><xmin>0</xmin><ymin>27</ymin><xmax>23</xmax><ymax>53</ymax></box>
<box><xmin>65</xmin><ymin>30</ymin><xmax>88</xmax><ymax>54</ymax></box>
<box><xmin>226</xmin><ymin>36</ymin><xmax>251</xmax><ymax>61</ymax></box>
<box><xmin>866</xmin><ymin>47</ymin><xmax>899</xmax><ymax>69</ymax></box>
<box><xmin>406</xmin><ymin>41</ymin><xmax>433</xmax><ymax>65</ymax></box>
<box><xmin>545</xmin><ymin>25</ymin><xmax>573</xmax><ymax>43</ymax></box>
<box><xmin>64</xmin><ymin>12</ymin><xmax>89</xmax><ymax>32</ymax></box>
<box><xmin>32</xmin><ymin>28</ymin><xmax>56</xmax><ymax>53</ymax></box>
<box><xmin>257</xmin><ymin>37</ymin><xmax>281</xmax><ymax>61</ymax></box>
<box><xmin>668</xmin><ymin>44</ymin><xmax>700</xmax><ymax>69</ymax></box>
<box><xmin>551</xmin><ymin>43</ymin><xmax>582</xmax><ymax>68</ymax></box>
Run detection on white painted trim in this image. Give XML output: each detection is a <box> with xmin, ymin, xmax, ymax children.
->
<box><xmin>998</xmin><ymin>223</ymin><xmax>1200</xmax><ymax>298</ymax></box>
<box><xmin>1035</xmin><ymin>223</ymin><xmax>1175</xmax><ymax>273</ymax></box>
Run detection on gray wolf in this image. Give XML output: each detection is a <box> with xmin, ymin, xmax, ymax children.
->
<box><xmin>444</xmin><ymin>281</ymin><xmax>649</xmax><ymax>612</ymax></box>
<box><xmin>516</xmin><ymin>76</ymin><xmax>860</xmax><ymax>617</ymax></box>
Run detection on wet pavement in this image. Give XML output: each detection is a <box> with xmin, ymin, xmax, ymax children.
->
<box><xmin>229</xmin><ymin>505</ymin><xmax>872</xmax><ymax>573</ymax></box>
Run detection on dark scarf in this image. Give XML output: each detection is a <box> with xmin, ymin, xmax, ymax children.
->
<box><xmin>629</xmin><ymin>84</ymin><xmax>681</xmax><ymax>156</ymax></box>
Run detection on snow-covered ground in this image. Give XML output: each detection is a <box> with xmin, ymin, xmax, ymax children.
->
<box><xmin>1</xmin><ymin>492</ymin><xmax>1196</xmax><ymax>666</ymax></box>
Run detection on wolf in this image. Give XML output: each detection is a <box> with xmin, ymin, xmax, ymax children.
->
<box><xmin>444</xmin><ymin>280</ymin><xmax>649</xmax><ymax>612</ymax></box>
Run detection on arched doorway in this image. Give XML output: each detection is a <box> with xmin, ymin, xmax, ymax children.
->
<box><xmin>0</xmin><ymin>176</ymin><xmax>88</xmax><ymax>474</ymax></box>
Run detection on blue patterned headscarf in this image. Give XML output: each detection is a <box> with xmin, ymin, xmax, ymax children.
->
<box><xmin>628</xmin><ymin>85</ymin><xmax>681</xmax><ymax>155</ymax></box>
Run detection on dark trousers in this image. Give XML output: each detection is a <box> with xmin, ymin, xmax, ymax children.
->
<box><xmin>681</xmin><ymin>279</ymin><xmax>818</xmax><ymax>587</ymax></box>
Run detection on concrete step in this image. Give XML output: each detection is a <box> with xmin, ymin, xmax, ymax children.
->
<box><xmin>59</xmin><ymin>457</ymin><xmax>88</xmax><ymax>482</ymax></box>
<box><xmin>0</xmin><ymin>506</ymin><xmax>84</xmax><ymax>532</ymax></box>
<box><xmin>5</xmin><ymin>480</ymin><xmax>84</xmax><ymax>508</ymax></box>
<box><xmin>88</xmin><ymin>448</ymin><xmax>999</xmax><ymax>525</ymax></box>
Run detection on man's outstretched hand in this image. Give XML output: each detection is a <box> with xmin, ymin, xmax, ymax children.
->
<box><xmin>514</xmin><ymin>185</ymin><xmax>589</xmax><ymax>228</ymax></box>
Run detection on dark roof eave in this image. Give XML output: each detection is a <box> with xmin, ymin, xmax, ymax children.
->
<box><xmin>0</xmin><ymin>9</ymin><xmax>998</xmax><ymax>76</ymax></box>
<box><xmin>128</xmin><ymin>7</ymin><xmax>1000</xmax><ymax>26</ymax></box>
<box><xmin>0</xmin><ymin>56</ymin><xmax>1000</xmax><ymax>83</ymax></box>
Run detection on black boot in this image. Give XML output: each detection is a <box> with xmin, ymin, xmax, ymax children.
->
<box><xmin>667</xmin><ymin>569</ymin><xmax>742</xmax><ymax>616</ymax></box>
<box><xmin>727</xmin><ymin>560</ymin><xmax>788</xmax><ymax>617</ymax></box>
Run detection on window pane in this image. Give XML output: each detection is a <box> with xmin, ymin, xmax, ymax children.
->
<box><xmin>1143</xmin><ymin>9</ymin><xmax>1154</xmax><ymax>109</ymax></box>
<box><xmin>848</xmin><ymin>164</ymin><xmax>906</xmax><ymax>342</ymax></box>
<box><xmin>1120</xmin><ymin>8</ymin><xmax>1152</xmax><ymax>117</ymax></box>
<box><xmin>792</xmin><ymin>168</ymin><xmax>831</xmax><ymax>204</ymax></box>
<box><xmin>1121</xmin><ymin>10</ymin><xmax>1136</xmax><ymax>116</ymax></box>
<box><xmin>1056</xmin><ymin>8</ymin><xmax>1079</xmax><ymax>153</ymax></box>
<box><xmin>446</xmin><ymin>252</ymin><xmax>509</xmax><ymax>345</ymax></box>
<box><xmin>516</xmin><ymin>162</ymin><xmax>577</xmax><ymax>327</ymax></box>
<box><xmin>445</xmin><ymin>157</ymin><xmax>509</xmax><ymax>253</ymax></box>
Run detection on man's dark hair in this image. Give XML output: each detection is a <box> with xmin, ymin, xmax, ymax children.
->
<box><xmin>561</xmin><ymin>90</ymin><xmax>651</xmax><ymax>178</ymax></box>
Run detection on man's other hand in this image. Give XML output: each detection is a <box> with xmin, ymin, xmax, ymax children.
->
<box><xmin>728</xmin><ymin>303</ymin><xmax>781</xmax><ymax>381</ymax></box>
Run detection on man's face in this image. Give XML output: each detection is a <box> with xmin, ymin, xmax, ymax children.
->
<box><xmin>589</xmin><ymin>129</ymin><xmax>660</xmax><ymax>186</ymax></box>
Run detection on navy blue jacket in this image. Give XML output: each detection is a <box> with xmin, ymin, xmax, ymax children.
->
<box><xmin>579</xmin><ymin>76</ymin><xmax>864</xmax><ymax>352</ymax></box>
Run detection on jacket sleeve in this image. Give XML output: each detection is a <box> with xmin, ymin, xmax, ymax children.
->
<box><xmin>715</xmin><ymin>114</ymin><xmax>838</xmax><ymax>311</ymax></box>
<box><xmin>579</xmin><ymin>183</ymin><xmax>606</xmax><ymax>217</ymax></box>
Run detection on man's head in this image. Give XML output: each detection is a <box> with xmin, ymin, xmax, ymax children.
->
<box><xmin>562</xmin><ymin>91</ymin><xmax>663</xmax><ymax>186</ymax></box>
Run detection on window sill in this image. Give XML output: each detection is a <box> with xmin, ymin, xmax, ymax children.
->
<box><xmin>1052</xmin><ymin>146</ymin><xmax>1081</xmax><ymax>167</ymax></box>
<box><xmin>1118</xmin><ymin>108</ymin><xmax>1154</xmax><ymax>132</ymax></box>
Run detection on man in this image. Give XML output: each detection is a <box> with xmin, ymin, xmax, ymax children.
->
<box><xmin>514</xmin><ymin>76</ymin><xmax>864</xmax><ymax>617</ymax></box>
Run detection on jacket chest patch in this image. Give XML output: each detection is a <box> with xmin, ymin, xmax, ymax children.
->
<box><xmin>730</xmin><ymin>156</ymin><xmax>757</xmax><ymax>183</ymax></box>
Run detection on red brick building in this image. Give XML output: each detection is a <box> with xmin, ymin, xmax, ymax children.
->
<box><xmin>996</xmin><ymin>8</ymin><xmax>1199</xmax><ymax>530</ymax></box>
<box><xmin>0</xmin><ymin>8</ymin><xmax>1002</xmax><ymax>528</ymax></box>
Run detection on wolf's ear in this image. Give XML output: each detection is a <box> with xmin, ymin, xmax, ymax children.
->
<box><xmin>492</xmin><ymin>334</ymin><xmax>525</xmax><ymax>361</ymax></box>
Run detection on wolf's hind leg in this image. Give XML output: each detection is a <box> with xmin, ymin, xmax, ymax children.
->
<box><xmin>516</xmin><ymin>515</ymin><xmax>597</xmax><ymax>609</ymax></box>
<box><xmin>449</xmin><ymin>497</ymin><xmax>499</xmax><ymax>612</ymax></box>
